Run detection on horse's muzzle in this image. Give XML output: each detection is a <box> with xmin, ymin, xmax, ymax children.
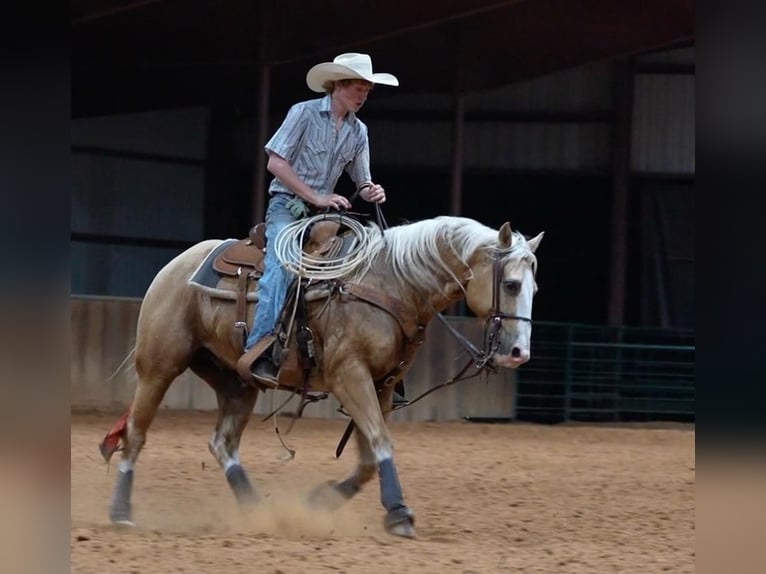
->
<box><xmin>493</xmin><ymin>348</ymin><xmax>530</xmax><ymax>368</ymax></box>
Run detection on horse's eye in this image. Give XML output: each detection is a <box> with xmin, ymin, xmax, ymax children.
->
<box><xmin>504</xmin><ymin>280</ymin><xmax>521</xmax><ymax>296</ymax></box>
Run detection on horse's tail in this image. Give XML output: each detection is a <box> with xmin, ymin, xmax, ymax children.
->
<box><xmin>107</xmin><ymin>346</ymin><xmax>136</xmax><ymax>382</ymax></box>
<box><xmin>99</xmin><ymin>346</ymin><xmax>137</xmax><ymax>463</ymax></box>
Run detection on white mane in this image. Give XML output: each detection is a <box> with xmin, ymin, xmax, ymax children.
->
<box><xmin>348</xmin><ymin>216</ymin><xmax>535</xmax><ymax>295</ymax></box>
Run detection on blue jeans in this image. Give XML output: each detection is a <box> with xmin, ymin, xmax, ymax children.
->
<box><xmin>245</xmin><ymin>194</ymin><xmax>296</xmax><ymax>351</ymax></box>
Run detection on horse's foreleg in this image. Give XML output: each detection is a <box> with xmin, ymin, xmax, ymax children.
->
<box><xmin>329</xmin><ymin>369</ymin><xmax>415</xmax><ymax>538</ymax></box>
<box><xmin>307</xmin><ymin>417</ymin><xmax>379</xmax><ymax>510</ymax></box>
<box><xmin>317</xmin><ymin>385</ymin><xmax>394</xmax><ymax>504</ymax></box>
<box><xmin>208</xmin><ymin>381</ymin><xmax>260</xmax><ymax>507</ymax></box>
<box><xmin>333</xmin><ymin>428</ymin><xmax>379</xmax><ymax>497</ymax></box>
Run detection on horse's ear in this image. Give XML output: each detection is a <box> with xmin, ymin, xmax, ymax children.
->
<box><xmin>498</xmin><ymin>222</ymin><xmax>513</xmax><ymax>249</ymax></box>
<box><xmin>526</xmin><ymin>231</ymin><xmax>544</xmax><ymax>253</ymax></box>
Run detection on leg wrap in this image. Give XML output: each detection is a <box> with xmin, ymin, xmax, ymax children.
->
<box><xmin>378</xmin><ymin>458</ymin><xmax>405</xmax><ymax>511</ymax></box>
<box><xmin>109</xmin><ymin>469</ymin><xmax>134</xmax><ymax>523</ymax></box>
<box><xmin>225</xmin><ymin>464</ymin><xmax>257</xmax><ymax>505</ymax></box>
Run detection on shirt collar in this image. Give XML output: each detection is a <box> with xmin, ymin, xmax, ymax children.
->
<box><xmin>320</xmin><ymin>95</ymin><xmax>357</xmax><ymax>126</ymax></box>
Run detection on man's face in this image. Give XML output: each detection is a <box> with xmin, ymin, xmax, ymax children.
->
<box><xmin>335</xmin><ymin>80</ymin><xmax>373</xmax><ymax>113</ymax></box>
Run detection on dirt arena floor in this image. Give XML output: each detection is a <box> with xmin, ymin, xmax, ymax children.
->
<box><xmin>71</xmin><ymin>410</ymin><xmax>694</xmax><ymax>573</ymax></box>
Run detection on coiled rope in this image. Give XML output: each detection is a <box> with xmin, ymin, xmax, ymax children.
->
<box><xmin>273</xmin><ymin>213</ymin><xmax>374</xmax><ymax>280</ymax></box>
<box><xmin>267</xmin><ymin>213</ymin><xmax>376</xmax><ymax>460</ymax></box>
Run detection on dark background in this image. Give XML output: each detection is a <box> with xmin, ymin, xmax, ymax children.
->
<box><xmin>71</xmin><ymin>0</ymin><xmax>695</xmax><ymax>330</ymax></box>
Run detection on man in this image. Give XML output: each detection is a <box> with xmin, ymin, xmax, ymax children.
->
<box><xmin>239</xmin><ymin>53</ymin><xmax>399</xmax><ymax>390</ymax></box>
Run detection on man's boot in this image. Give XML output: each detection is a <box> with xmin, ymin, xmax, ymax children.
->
<box><xmin>392</xmin><ymin>380</ymin><xmax>407</xmax><ymax>405</ymax></box>
<box><xmin>236</xmin><ymin>334</ymin><xmax>277</xmax><ymax>384</ymax></box>
<box><xmin>251</xmin><ymin>357</ymin><xmax>279</xmax><ymax>386</ymax></box>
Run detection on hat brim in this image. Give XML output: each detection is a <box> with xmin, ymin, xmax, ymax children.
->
<box><xmin>306</xmin><ymin>62</ymin><xmax>399</xmax><ymax>93</ymax></box>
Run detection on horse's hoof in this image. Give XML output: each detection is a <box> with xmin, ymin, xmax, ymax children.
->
<box><xmin>108</xmin><ymin>503</ymin><xmax>132</xmax><ymax>526</ymax></box>
<box><xmin>109</xmin><ymin>505</ymin><xmax>134</xmax><ymax>527</ymax></box>
<box><xmin>384</xmin><ymin>506</ymin><xmax>416</xmax><ymax>539</ymax></box>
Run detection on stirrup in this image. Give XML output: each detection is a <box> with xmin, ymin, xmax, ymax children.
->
<box><xmin>251</xmin><ymin>358</ymin><xmax>279</xmax><ymax>386</ymax></box>
<box><xmin>236</xmin><ymin>335</ymin><xmax>276</xmax><ymax>382</ymax></box>
<box><xmin>392</xmin><ymin>392</ymin><xmax>408</xmax><ymax>405</ymax></box>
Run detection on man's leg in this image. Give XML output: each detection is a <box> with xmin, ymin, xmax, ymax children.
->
<box><xmin>243</xmin><ymin>196</ymin><xmax>295</xmax><ymax>384</ymax></box>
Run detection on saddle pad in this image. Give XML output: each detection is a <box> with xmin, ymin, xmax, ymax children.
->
<box><xmin>188</xmin><ymin>239</ymin><xmax>238</xmax><ymax>289</ymax></box>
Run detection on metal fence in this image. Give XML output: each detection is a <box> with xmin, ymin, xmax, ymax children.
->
<box><xmin>516</xmin><ymin>321</ymin><xmax>695</xmax><ymax>423</ymax></box>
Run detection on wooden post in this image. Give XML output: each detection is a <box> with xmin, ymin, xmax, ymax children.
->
<box><xmin>450</xmin><ymin>91</ymin><xmax>465</xmax><ymax>216</ymax></box>
<box><xmin>449</xmin><ymin>25</ymin><xmax>465</xmax><ymax>217</ymax></box>
<box><xmin>447</xmin><ymin>26</ymin><xmax>466</xmax><ymax>316</ymax></box>
<box><xmin>252</xmin><ymin>3</ymin><xmax>270</xmax><ymax>225</ymax></box>
<box><xmin>252</xmin><ymin>62</ymin><xmax>270</xmax><ymax>225</ymax></box>
<box><xmin>607</xmin><ymin>59</ymin><xmax>634</xmax><ymax>326</ymax></box>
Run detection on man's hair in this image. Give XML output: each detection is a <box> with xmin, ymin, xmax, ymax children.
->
<box><xmin>323</xmin><ymin>78</ymin><xmax>374</xmax><ymax>95</ymax></box>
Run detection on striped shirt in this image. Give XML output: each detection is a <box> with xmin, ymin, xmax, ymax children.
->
<box><xmin>264</xmin><ymin>95</ymin><xmax>371</xmax><ymax>196</ymax></box>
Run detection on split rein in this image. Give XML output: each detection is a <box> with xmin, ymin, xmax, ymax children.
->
<box><xmin>384</xmin><ymin>249</ymin><xmax>534</xmax><ymax>415</ymax></box>
<box><xmin>263</xmin><ymin>202</ymin><xmax>532</xmax><ymax>460</ymax></box>
<box><xmin>363</xmin><ymin>202</ymin><xmax>534</xmax><ymax>413</ymax></box>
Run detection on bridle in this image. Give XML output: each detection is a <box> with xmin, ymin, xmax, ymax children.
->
<box><xmin>330</xmin><ymin>207</ymin><xmax>535</xmax><ymax>458</ymax></box>
<box><xmin>485</xmin><ymin>247</ymin><xmax>533</xmax><ymax>354</ymax></box>
<box><xmin>361</xmin><ymin>200</ymin><xmax>534</xmax><ymax>376</ymax></box>
<box><xmin>436</xmin><ymin>247</ymin><xmax>533</xmax><ymax>376</ymax></box>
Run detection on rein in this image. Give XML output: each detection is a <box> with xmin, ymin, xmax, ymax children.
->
<box><xmin>258</xmin><ymin>200</ymin><xmax>534</xmax><ymax>459</ymax></box>
<box><xmin>333</xmin><ymin>206</ymin><xmax>532</xmax><ymax>458</ymax></box>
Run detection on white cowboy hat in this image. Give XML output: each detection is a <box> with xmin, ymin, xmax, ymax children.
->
<box><xmin>306</xmin><ymin>53</ymin><xmax>399</xmax><ymax>93</ymax></box>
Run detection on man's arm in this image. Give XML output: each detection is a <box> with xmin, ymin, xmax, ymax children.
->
<box><xmin>267</xmin><ymin>153</ymin><xmax>351</xmax><ymax>211</ymax></box>
<box><xmin>347</xmin><ymin>132</ymin><xmax>386</xmax><ymax>204</ymax></box>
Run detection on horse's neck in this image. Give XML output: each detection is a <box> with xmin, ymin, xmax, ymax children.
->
<box><xmin>364</xmin><ymin>241</ymin><xmax>470</xmax><ymax>315</ymax></box>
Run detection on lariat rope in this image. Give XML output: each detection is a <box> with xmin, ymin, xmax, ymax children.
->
<box><xmin>265</xmin><ymin>212</ymin><xmax>375</xmax><ymax>460</ymax></box>
<box><xmin>273</xmin><ymin>213</ymin><xmax>375</xmax><ymax>281</ymax></box>
<box><xmin>266</xmin><ymin>207</ymin><xmax>515</xmax><ymax>460</ymax></box>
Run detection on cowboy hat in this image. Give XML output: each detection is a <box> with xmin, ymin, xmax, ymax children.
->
<box><xmin>306</xmin><ymin>53</ymin><xmax>399</xmax><ymax>93</ymax></box>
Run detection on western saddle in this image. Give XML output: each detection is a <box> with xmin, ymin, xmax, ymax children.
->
<box><xmin>212</xmin><ymin>219</ymin><xmax>356</xmax><ymax>351</ymax></box>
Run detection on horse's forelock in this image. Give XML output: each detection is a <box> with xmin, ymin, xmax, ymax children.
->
<box><xmin>500</xmin><ymin>231</ymin><xmax>538</xmax><ymax>273</ymax></box>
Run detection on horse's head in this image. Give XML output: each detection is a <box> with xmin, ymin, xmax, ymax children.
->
<box><xmin>465</xmin><ymin>222</ymin><xmax>544</xmax><ymax>368</ymax></box>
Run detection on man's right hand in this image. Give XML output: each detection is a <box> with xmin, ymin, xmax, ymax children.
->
<box><xmin>313</xmin><ymin>193</ymin><xmax>351</xmax><ymax>211</ymax></box>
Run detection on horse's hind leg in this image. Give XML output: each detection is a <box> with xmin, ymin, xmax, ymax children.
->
<box><xmin>190</xmin><ymin>351</ymin><xmax>258</xmax><ymax>506</ymax></box>
<box><xmin>211</xmin><ymin>386</ymin><xmax>260</xmax><ymax>507</ymax></box>
<box><xmin>190</xmin><ymin>355</ymin><xmax>260</xmax><ymax>507</ymax></box>
<box><xmin>108</xmin><ymin>302</ymin><xmax>198</xmax><ymax>526</ymax></box>
<box><xmin>327</xmin><ymin>367</ymin><xmax>415</xmax><ymax>538</ymax></box>
<box><xmin>109</xmin><ymin>365</ymin><xmax>182</xmax><ymax>525</ymax></box>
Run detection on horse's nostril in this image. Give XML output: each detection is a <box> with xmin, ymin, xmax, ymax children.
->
<box><xmin>511</xmin><ymin>347</ymin><xmax>521</xmax><ymax>358</ymax></box>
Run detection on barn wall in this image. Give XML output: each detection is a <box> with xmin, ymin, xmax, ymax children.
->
<box><xmin>71</xmin><ymin>107</ymin><xmax>209</xmax><ymax>298</ymax></box>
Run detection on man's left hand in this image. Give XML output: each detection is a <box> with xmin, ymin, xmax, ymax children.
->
<box><xmin>361</xmin><ymin>183</ymin><xmax>386</xmax><ymax>204</ymax></box>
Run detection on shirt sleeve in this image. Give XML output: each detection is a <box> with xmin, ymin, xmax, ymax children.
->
<box><xmin>346</xmin><ymin>123</ymin><xmax>372</xmax><ymax>185</ymax></box>
<box><xmin>264</xmin><ymin>103</ymin><xmax>308</xmax><ymax>163</ymax></box>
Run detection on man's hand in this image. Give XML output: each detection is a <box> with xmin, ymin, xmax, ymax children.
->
<box><xmin>313</xmin><ymin>193</ymin><xmax>351</xmax><ymax>211</ymax></box>
<box><xmin>360</xmin><ymin>183</ymin><xmax>386</xmax><ymax>204</ymax></box>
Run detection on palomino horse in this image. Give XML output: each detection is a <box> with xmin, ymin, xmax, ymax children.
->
<box><xmin>101</xmin><ymin>215</ymin><xmax>543</xmax><ymax>538</ymax></box>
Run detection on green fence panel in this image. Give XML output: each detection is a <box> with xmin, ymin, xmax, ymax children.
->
<box><xmin>516</xmin><ymin>322</ymin><xmax>695</xmax><ymax>423</ymax></box>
